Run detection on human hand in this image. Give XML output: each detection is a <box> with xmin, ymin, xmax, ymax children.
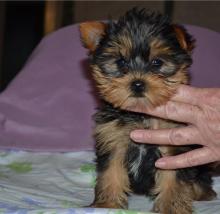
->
<box><xmin>130</xmin><ymin>85</ymin><xmax>220</xmax><ymax>169</ymax></box>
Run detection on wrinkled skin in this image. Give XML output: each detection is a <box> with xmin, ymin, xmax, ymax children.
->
<box><xmin>130</xmin><ymin>84</ymin><xmax>220</xmax><ymax>169</ymax></box>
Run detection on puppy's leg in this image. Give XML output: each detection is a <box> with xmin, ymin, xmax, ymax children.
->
<box><xmin>91</xmin><ymin>152</ymin><xmax>130</xmax><ymax>208</ymax></box>
<box><xmin>192</xmin><ymin>181</ymin><xmax>216</xmax><ymax>201</ymax></box>
<box><xmin>91</xmin><ymin>120</ymin><xmax>131</xmax><ymax>209</ymax></box>
<box><xmin>152</xmin><ymin>169</ymin><xmax>194</xmax><ymax>214</ymax></box>
<box><xmin>152</xmin><ymin>145</ymin><xmax>216</xmax><ymax>214</ymax></box>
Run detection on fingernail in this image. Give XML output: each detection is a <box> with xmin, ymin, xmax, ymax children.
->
<box><xmin>130</xmin><ymin>130</ymin><xmax>144</xmax><ymax>141</ymax></box>
<box><xmin>155</xmin><ymin>159</ymin><xmax>166</xmax><ymax>168</ymax></box>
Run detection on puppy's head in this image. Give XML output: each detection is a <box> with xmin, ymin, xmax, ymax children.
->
<box><xmin>80</xmin><ymin>8</ymin><xmax>195</xmax><ymax>110</ymax></box>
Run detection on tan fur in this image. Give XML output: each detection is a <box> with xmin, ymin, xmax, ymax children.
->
<box><xmin>173</xmin><ymin>25</ymin><xmax>195</xmax><ymax>52</ymax></box>
<box><xmin>95</xmin><ymin>120</ymin><xmax>132</xmax><ymax>154</ymax></box>
<box><xmin>144</xmin><ymin>74</ymin><xmax>177</xmax><ymax>107</ymax></box>
<box><xmin>92</xmin><ymin>65</ymin><xmax>133</xmax><ymax>108</ymax></box>
<box><xmin>93</xmin><ymin>120</ymin><xmax>132</xmax><ymax>208</ymax></box>
<box><xmin>104</xmin><ymin>34</ymin><xmax>133</xmax><ymax>58</ymax></box>
<box><xmin>94</xmin><ymin>150</ymin><xmax>130</xmax><ymax>208</ymax></box>
<box><xmin>173</xmin><ymin>26</ymin><xmax>188</xmax><ymax>51</ymax></box>
<box><xmin>166</xmin><ymin>67</ymin><xmax>189</xmax><ymax>84</ymax></box>
<box><xmin>149</xmin><ymin>39</ymin><xmax>172</xmax><ymax>59</ymax></box>
<box><xmin>152</xmin><ymin>167</ymin><xmax>216</xmax><ymax>214</ymax></box>
<box><xmin>192</xmin><ymin>183</ymin><xmax>217</xmax><ymax>201</ymax></box>
<box><xmin>153</xmin><ymin>170</ymin><xmax>194</xmax><ymax>214</ymax></box>
<box><xmin>79</xmin><ymin>22</ymin><xmax>106</xmax><ymax>51</ymax></box>
<box><xmin>92</xmin><ymin>64</ymin><xmax>188</xmax><ymax>110</ymax></box>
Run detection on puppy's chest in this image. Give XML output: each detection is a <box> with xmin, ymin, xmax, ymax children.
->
<box><xmin>95</xmin><ymin>106</ymin><xmax>177</xmax><ymax>194</ymax></box>
<box><xmin>124</xmin><ymin>117</ymin><xmax>173</xmax><ymax>195</ymax></box>
<box><xmin>126</xmin><ymin>142</ymin><xmax>161</xmax><ymax>195</ymax></box>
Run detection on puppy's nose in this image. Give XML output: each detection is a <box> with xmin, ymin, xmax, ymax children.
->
<box><xmin>130</xmin><ymin>80</ymin><xmax>146</xmax><ymax>95</ymax></box>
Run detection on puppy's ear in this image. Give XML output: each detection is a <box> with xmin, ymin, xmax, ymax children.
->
<box><xmin>173</xmin><ymin>25</ymin><xmax>195</xmax><ymax>52</ymax></box>
<box><xmin>79</xmin><ymin>22</ymin><xmax>106</xmax><ymax>52</ymax></box>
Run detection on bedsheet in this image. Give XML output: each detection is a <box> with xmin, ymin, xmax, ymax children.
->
<box><xmin>0</xmin><ymin>150</ymin><xmax>219</xmax><ymax>214</ymax></box>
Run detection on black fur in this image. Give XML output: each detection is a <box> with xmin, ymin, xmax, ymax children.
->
<box><xmin>94</xmin><ymin>101</ymin><xmax>148</xmax><ymax>125</ymax></box>
<box><xmin>127</xmin><ymin>143</ymin><xmax>161</xmax><ymax>196</ymax></box>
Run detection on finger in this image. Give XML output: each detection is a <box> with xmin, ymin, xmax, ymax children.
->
<box><xmin>126</xmin><ymin>84</ymin><xmax>203</xmax><ymax>115</ymax></box>
<box><xmin>130</xmin><ymin>126</ymin><xmax>202</xmax><ymax>146</ymax></box>
<box><xmin>171</xmin><ymin>85</ymin><xmax>203</xmax><ymax>105</ymax></box>
<box><xmin>172</xmin><ymin>85</ymin><xmax>219</xmax><ymax>106</ymax></box>
<box><xmin>143</xmin><ymin>101</ymin><xmax>202</xmax><ymax>124</ymax></box>
<box><xmin>155</xmin><ymin>147</ymin><xmax>217</xmax><ymax>169</ymax></box>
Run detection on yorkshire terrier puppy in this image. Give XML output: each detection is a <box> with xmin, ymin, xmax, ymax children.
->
<box><xmin>80</xmin><ymin>8</ymin><xmax>216</xmax><ymax>214</ymax></box>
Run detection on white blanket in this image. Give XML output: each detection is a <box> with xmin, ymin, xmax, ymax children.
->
<box><xmin>0</xmin><ymin>150</ymin><xmax>219</xmax><ymax>214</ymax></box>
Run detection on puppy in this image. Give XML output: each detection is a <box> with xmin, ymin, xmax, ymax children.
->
<box><xmin>80</xmin><ymin>8</ymin><xmax>216</xmax><ymax>214</ymax></box>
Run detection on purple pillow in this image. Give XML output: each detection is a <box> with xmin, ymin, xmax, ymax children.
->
<box><xmin>0</xmin><ymin>24</ymin><xmax>219</xmax><ymax>151</ymax></box>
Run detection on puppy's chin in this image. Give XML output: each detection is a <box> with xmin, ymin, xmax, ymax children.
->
<box><xmin>125</xmin><ymin>98</ymin><xmax>149</xmax><ymax>113</ymax></box>
<box><xmin>108</xmin><ymin>96</ymin><xmax>150</xmax><ymax>112</ymax></box>
<box><xmin>108</xmin><ymin>92</ymin><xmax>172</xmax><ymax>113</ymax></box>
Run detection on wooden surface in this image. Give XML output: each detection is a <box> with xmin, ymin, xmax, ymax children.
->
<box><xmin>44</xmin><ymin>1</ymin><xmax>64</xmax><ymax>35</ymax></box>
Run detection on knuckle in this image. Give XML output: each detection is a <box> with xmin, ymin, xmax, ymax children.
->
<box><xmin>165</xmin><ymin>102</ymin><xmax>177</xmax><ymax>119</ymax></box>
<box><xmin>169</xmin><ymin>129</ymin><xmax>182</xmax><ymax>145</ymax></box>
<box><xmin>210</xmin><ymin>147</ymin><xmax>220</xmax><ymax>161</ymax></box>
<box><xmin>191</xmin><ymin>106</ymin><xmax>202</xmax><ymax>123</ymax></box>
<box><xmin>184</xmin><ymin>152</ymin><xmax>198</xmax><ymax>167</ymax></box>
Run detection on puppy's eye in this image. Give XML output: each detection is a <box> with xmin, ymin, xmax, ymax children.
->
<box><xmin>151</xmin><ymin>58</ymin><xmax>163</xmax><ymax>67</ymax></box>
<box><xmin>116</xmin><ymin>58</ymin><xmax>128</xmax><ymax>68</ymax></box>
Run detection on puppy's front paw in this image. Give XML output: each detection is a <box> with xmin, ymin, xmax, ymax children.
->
<box><xmin>152</xmin><ymin>199</ymin><xmax>193</xmax><ymax>214</ymax></box>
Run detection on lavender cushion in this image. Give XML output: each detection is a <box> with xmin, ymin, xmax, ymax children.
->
<box><xmin>0</xmin><ymin>24</ymin><xmax>219</xmax><ymax>151</ymax></box>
